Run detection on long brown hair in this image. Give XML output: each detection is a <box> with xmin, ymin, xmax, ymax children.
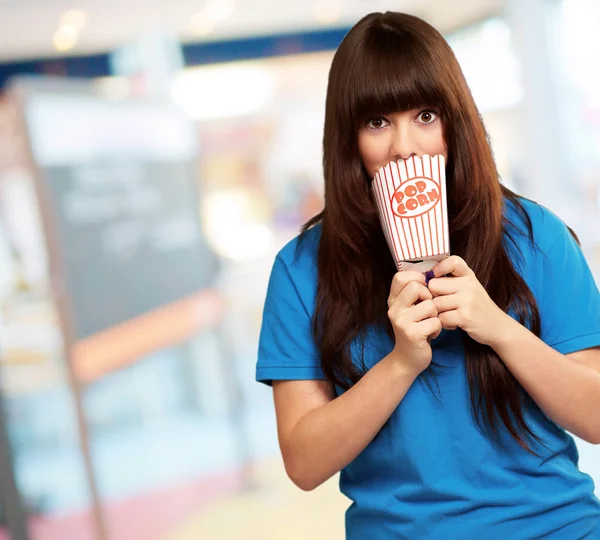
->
<box><xmin>302</xmin><ymin>12</ymin><xmax>547</xmax><ymax>451</ymax></box>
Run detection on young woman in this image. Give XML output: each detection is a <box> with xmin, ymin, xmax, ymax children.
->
<box><xmin>256</xmin><ymin>11</ymin><xmax>600</xmax><ymax>539</ymax></box>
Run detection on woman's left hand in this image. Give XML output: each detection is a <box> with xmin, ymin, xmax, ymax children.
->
<box><xmin>427</xmin><ymin>255</ymin><xmax>513</xmax><ymax>346</ymax></box>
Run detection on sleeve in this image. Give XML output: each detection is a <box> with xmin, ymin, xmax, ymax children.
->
<box><xmin>538</xmin><ymin>214</ymin><xmax>600</xmax><ymax>355</ymax></box>
<box><xmin>256</xmin><ymin>254</ymin><xmax>326</xmax><ymax>386</ymax></box>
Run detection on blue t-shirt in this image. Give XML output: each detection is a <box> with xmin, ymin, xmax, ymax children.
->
<box><xmin>256</xmin><ymin>198</ymin><xmax>600</xmax><ymax>539</ymax></box>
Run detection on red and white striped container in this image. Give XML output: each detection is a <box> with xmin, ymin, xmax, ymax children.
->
<box><xmin>372</xmin><ymin>154</ymin><xmax>450</xmax><ymax>272</ymax></box>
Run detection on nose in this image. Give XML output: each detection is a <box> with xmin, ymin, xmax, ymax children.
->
<box><xmin>389</xmin><ymin>124</ymin><xmax>418</xmax><ymax>161</ymax></box>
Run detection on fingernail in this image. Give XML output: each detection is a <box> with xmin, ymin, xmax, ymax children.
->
<box><xmin>425</xmin><ymin>270</ymin><xmax>434</xmax><ymax>284</ymax></box>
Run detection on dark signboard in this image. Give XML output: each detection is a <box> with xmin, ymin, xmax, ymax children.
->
<box><xmin>20</xmin><ymin>82</ymin><xmax>218</xmax><ymax>340</ymax></box>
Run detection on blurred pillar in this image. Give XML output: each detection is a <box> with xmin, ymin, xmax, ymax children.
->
<box><xmin>504</xmin><ymin>0</ymin><xmax>572</xmax><ymax>211</ymax></box>
<box><xmin>0</xmin><ymin>364</ymin><xmax>29</xmax><ymax>540</ymax></box>
<box><xmin>215</xmin><ymin>318</ymin><xmax>256</xmax><ymax>492</ymax></box>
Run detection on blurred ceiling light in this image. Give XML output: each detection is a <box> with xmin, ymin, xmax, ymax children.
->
<box><xmin>53</xmin><ymin>28</ymin><xmax>78</xmax><ymax>52</ymax></box>
<box><xmin>171</xmin><ymin>64</ymin><xmax>274</xmax><ymax>120</ymax></box>
<box><xmin>189</xmin><ymin>0</ymin><xmax>234</xmax><ymax>36</ymax></box>
<box><xmin>56</xmin><ymin>24</ymin><xmax>78</xmax><ymax>39</ymax></box>
<box><xmin>205</xmin><ymin>0</ymin><xmax>235</xmax><ymax>22</ymax></box>
<box><xmin>189</xmin><ymin>12</ymin><xmax>216</xmax><ymax>37</ymax></box>
<box><xmin>314</xmin><ymin>0</ymin><xmax>341</xmax><ymax>25</ymax></box>
<box><xmin>59</xmin><ymin>9</ymin><xmax>89</xmax><ymax>32</ymax></box>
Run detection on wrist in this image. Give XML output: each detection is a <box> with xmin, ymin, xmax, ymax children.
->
<box><xmin>384</xmin><ymin>349</ymin><xmax>425</xmax><ymax>381</ymax></box>
<box><xmin>487</xmin><ymin>312</ymin><xmax>524</xmax><ymax>352</ymax></box>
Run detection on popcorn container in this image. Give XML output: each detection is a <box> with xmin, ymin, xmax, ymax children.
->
<box><xmin>372</xmin><ymin>154</ymin><xmax>450</xmax><ymax>273</ymax></box>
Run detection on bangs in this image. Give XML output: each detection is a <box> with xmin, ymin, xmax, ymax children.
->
<box><xmin>345</xmin><ymin>27</ymin><xmax>451</xmax><ymax>126</ymax></box>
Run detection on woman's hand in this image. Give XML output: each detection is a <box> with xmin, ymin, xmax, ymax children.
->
<box><xmin>387</xmin><ymin>271</ymin><xmax>443</xmax><ymax>374</ymax></box>
<box><xmin>427</xmin><ymin>255</ymin><xmax>512</xmax><ymax>346</ymax></box>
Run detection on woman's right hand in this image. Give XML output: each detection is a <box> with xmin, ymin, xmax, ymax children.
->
<box><xmin>387</xmin><ymin>271</ymin><xmax>442</xmax><ymax>374</ymax></box>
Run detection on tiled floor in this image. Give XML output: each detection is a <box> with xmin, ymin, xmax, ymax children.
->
<box><xmin>166</xmin><ymin>459</ymin><xmax>348</xmax><ymax>540</ymax></box>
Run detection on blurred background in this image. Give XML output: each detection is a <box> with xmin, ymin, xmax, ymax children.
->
<box><xmin>0</xmin><ymin>0</ymin><xmax>598</xmax><ymax>539</ymax></box>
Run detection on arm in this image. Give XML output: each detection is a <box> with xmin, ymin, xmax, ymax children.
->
<box><xmin>489</xmin><ymin>322</ymin><xmax>600</xmax><ymax>444</ymax></box>
<box><xmin>274</xmin><ymin>271</ymin><xmax>441</xmax><ymax>491</ymax></box>
<box><xmin>274</xmin><ymin>355</ymin><xmax>418</xmax><ymax>491</ymax></box>
<box><xmin>429</xmin><ymin>255</ymin><xmax>600</xmax><ymax>445</ymax></box>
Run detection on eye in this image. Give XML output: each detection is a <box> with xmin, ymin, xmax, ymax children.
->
<box><xmin>365</xmin><ymin>117</ymin><xmax>389</xmax><ymax>130</ymax></box>
<box><xmin>416</xmin><ymin>110</ymin><xmax>438</xmax><ymax>125</ymax></box>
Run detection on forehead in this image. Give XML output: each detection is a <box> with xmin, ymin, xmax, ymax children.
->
<box><xmin>350</xmin><ymin>70</ymin><xmax>446</xmax><ymax>126</ymax></box>
<box><xmin>340</xmin><ymin>29</ymin><xmax>450</xmax><ymax>125</ymax></box>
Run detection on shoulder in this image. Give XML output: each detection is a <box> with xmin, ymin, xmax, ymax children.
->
<box><xmin>504</xmin><ymin>196</ymin><xmax>574</xmax><ymax>255</ymax></box>
<box><xmin>266</xmin><ymin>223</ymin><xmax>321</xmax><ymax>307</ymax></box>
<box><xmin>275</xmin><ymin>223</ymin><xmax>321</xmax><ymax>274</ymax></box>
